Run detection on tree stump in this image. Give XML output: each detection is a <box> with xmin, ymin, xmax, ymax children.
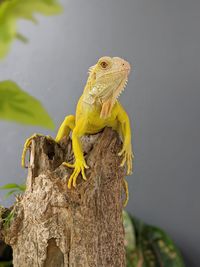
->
<box><xmin>0</xmin><ymin>127</ymin><xmax>126</xmax><ymax>267</ymax></box>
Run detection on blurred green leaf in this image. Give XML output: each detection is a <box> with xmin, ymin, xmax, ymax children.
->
<box><xmin>4</xmin><ymin>189</ymin><xmax>19</xmax><ymax>199</ymax></box>
<box><xmin>123</xmin><ymin>210</ymin><xmax>136</xmax><ymax>251</ymax></box>
<box><xmin>0</xmin><ymin>80</ymin><xmax>55</xmax><ymax>129</ymax></box>
<box><xmin>0</xmin><ymin>261</ymin><xmax>12</xmax><ymax>267</ymax></box>
<box><xmin>3</xmin><ymin>209</ymin><xmax>14</xmax><ymax>228</ymax></box>
<box><xmin>15</xmin><ymin>32</ymin><xmax>29</xmax><ymax>43</ymax></box>
<box><xmin>17</xmin><ymin>184</ymin><xmax>26</xmax><ymax>191</ymax></box>
<box><xmin>0</xmin><ymin>0</ymin><xmax>62</xmax><ymax>58</ymax></box>
<box><xmin>0</xmin><ymin>183</ymin><xmax>25</xmax><ymax>199</ymax></box>
<box><xmin>0</xmin><ymin>183</ymin><xmax>23</xmax><ymax>190</ymax></box>
<box><xmin>124</xmin><ymin>211</ymin><xmax>185</xmax><ymax>267</ymax></box>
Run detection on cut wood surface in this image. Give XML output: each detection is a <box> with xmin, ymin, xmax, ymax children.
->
<box><xmin>0</xmin><ymin>127</ymin><xmax>126</xmax><ymax>267</ymax></box>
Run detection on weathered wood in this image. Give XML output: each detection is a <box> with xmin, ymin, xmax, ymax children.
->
<box><xmin>1</xmin><ymin>127</ymin><xmax>126</xmax><ymax>267</ymax></box>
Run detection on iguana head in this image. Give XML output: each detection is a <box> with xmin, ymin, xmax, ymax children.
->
<box><xmin>83</xmin><ymin>56</ymin><xmax>131</xmax><ymax>118</ymax></box>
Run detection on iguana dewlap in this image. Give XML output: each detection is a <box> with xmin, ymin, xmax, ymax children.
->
<box><xmin>22</xmin><ymin>56</ymin><xmax>134</xmax><ymax>204</ymax></box>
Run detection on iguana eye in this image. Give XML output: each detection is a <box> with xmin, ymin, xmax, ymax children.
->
<box><xmin>100</xmin><ymin>61</ymin><xmax>109</xmax><ymax>69</ymax></box>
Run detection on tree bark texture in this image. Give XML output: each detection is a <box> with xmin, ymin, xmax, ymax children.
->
<box><xmin>1</xmin><ymin>127</ymin><xmax>126</xmax><ymax>267</ymax></box>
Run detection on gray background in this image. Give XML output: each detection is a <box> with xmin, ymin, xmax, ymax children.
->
<box><xmin>0</xmin><ymin>0</ymin><xmax>199</xmax><ymax>266</ymax></box>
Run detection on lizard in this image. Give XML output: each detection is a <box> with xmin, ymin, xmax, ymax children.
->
<box><xmin>21</xmin><ymin>56</ymin><xmax>134</xmax><ymax>206</ymax></box>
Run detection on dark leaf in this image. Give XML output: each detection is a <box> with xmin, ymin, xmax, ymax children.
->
<box><xmin>123</xmin><ymin>212</ymin><xmax>185</xmax><ymax>267</ymax></box>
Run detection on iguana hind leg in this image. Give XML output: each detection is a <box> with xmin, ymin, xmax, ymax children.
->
<box><xmin>21</xmin><ymin>115</ymin><xmax>75</xmax><ymax>168</ymax></box>
<box><xmin>21</xmin><ymin>134</ymin><xmax>54</xmax><ymax>168</ymax></box>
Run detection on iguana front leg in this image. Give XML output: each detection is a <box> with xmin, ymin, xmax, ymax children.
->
<box><xmin>117</xmin><ymin>106</ymin><xmax>134</xmax><ymax>175</ymax></box>
<box><xmin>62</xmin><ymin>119</ymin><xmax>89</xmax><ymax>189</ymax></box>
<box><xmin>117</xmin><ymin>112</ymin><xmax>133</xmax><ymax>207</ymax></box>
<box><xmin>55</xmin><ymin>115</ymin><xmax>75</xmax><ymax>142</ymax></box>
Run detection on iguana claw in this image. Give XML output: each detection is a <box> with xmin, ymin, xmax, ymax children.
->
<box><xmin>62</xmin><ymin>160</ymin><xmax>89</xmax><ymax>189</ymax></box>
<box><xmin>118</xmin><ymin>146</ymin><xmax>134</xmax><ymax>175</ymax></box>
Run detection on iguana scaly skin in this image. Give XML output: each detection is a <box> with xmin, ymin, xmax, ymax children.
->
<box><xmin>22</xmin><ymin>56</ymin><xmax>134</xmax><ymax>205</ymax></box>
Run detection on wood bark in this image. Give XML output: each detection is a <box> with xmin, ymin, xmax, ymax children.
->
<box><xmin>0</xmin><ymin>127</ymin><xmax>126</xmax><ymax>267</ymax></box>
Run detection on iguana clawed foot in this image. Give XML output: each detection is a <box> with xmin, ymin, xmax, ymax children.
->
<box><xmin>21</xmin><ymin>134</ymin><xmax>54</xmax><ymax>168</ymax></box>
<box><xmin>62</xmin><ymin>159</ymin><xmax>89</xmax><ymax>189</ymax></box>
<box><xmin>118</xmin><ymin>145</ymin><xmax>134</xmax><ymax>175</ymax></box>
<box><xmin>63</xmin><ymin>156</ymin><xmax>130</xmax><ymax>207</ymax></box>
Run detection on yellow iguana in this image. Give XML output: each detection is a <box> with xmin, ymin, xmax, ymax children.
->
<box><xmin>22</xmin><ymin>56</ymin><xmax>134</xmax><ymax>206</ymax></box>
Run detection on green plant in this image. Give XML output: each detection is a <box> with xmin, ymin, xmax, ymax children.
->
<box><xmin>124</xmin><ymin>211</ymin><xmax>185</xmax><ymax>267</ymax></box>
<box><xmin>0</xmin><ymin>81</ymin><xmax>55</xmax><ymax>129</ymax></box>
<box><xmin>0</xmin><ymin>183</ymin><xmax>25</xmax><ymax>199</ymax></box>
<box><xmin>0</xmin><ymin>0</ymin><xmax>62</xmax><ymax>129</ymax></box>
<box><xmin>2</xmin><ymin>209</ymin><xmax>14</xmax><ymax>228</ymax></box>
<box><xmin>0</xmin><ymin>261</ymin><xmax>12</xmax><ymax>267</ymax></box>
<box><xmin>0</xmin><ymin>0</ymin><xmax>62</xmax><ymax>59</ymax></box>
